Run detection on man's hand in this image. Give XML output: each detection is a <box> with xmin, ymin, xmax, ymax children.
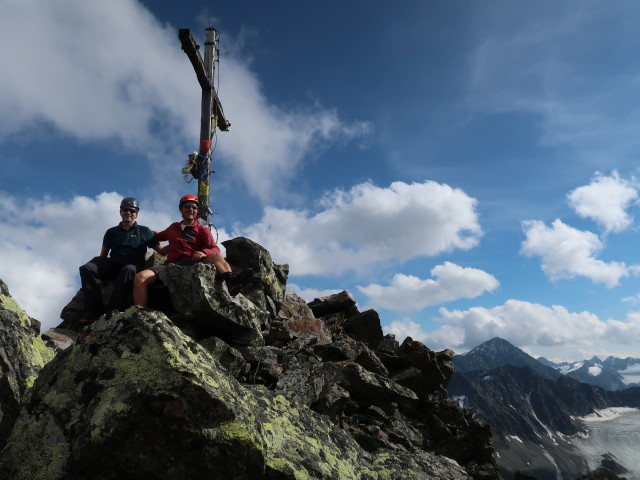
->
<box><xmin>154</xmin><ymin>244</ymin><xmax>169</xmax><ymax>256</ymax></box>
<box><xmin>192</xmin><ymin>251</ymin><xmax>206</xmax><ymax>262</ymax></box>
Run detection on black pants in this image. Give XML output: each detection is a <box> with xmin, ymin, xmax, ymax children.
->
<box><xmin>79</xmin><ymin>257</ymin><xmax>140</xmax><ymax>317</ymax></box>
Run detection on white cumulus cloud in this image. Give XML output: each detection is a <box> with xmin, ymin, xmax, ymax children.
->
<box><xmin>567</xmin><ymin>171</ymin><xmax>638</xmax><ymax>233</ymax></box>
<box><xmin>437</xmin><ymin>300</ymin><xmax>607</xmax><ymax>349</ymax></box>
<box><xmin>384</xmin><ymin>299</ymin><xmax>640</xmax><ymax>359</ymax></box>
<box><xmin>521</xmin><ymin>219</ymin><xmax>636</xmax><ymax>287</ymax></box>
<box><xmin>238</xmin><ymin>180</ymin><xmax>482</xmax><ymax>275</ymax></box>
<box><xmin>357</xmin><ymin>262</ymin><xmax>499</xmax><ymax>311</ymax></box>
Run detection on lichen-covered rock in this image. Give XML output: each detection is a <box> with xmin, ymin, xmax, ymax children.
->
<box><xmin>277</xmin><ymin>289</ymin><xmax>315</xmax><ymax>320</ymax></box>
<box><xmin>0</xmin><ymin>280</ymin><xmax>54</xmax><ymax>447</ymax></box>
<box><xmin>238</xmin><ymin>345</ymin><xmax>285</xmax><ymax>386</ymax></box>
<box><xmin>157</xmin><ymin>262</ymin><xmax>268</xmax><ymax>346</ymax></box>
<box><xmin>223</xmin><ymin>237</ymin><xmax>289</xmax><ymax>307</ymax></box>
<box><xmin>24</xmin><ymin>237</ymin><xmax>498</xmax><ymax>479</ymax></box>
<box><xmin>0</xmin><ymin>308</ymin><xmax>471</xmax><ymax>480</ymax></box>
<box><xmin>198</xmin><ymin>336</ymin><xmax>250</xmax><ymax>381</ymax></box>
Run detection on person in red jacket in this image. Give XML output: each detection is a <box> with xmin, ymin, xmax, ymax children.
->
<box><xmin>132</xmin><ymin>194</ymin><xmax>252</xmax><ymax>306</ymax></box>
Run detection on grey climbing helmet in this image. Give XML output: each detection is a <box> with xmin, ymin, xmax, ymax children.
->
<box><xmin>120</xmin><ymin>197</ymin><xmax>139</xmax><ymax>210</ymax></box>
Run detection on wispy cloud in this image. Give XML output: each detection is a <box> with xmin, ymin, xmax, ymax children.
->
<box><xmin>468</xmin><ymin>2</ymin><xmax>640</xmax><ymax>163</ymax></box>
<box><xmin>0</xmin><ymin>0</ymin><xmax>369</xmax><ymax>203</ymax></box>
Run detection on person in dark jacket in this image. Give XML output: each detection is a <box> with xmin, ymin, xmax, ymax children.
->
<box><xmin>78</xmin><ymin>197</ymin><xmax>164</xmax><ymax>323</ymax></box>
<box><xmin>132</xmin><ymin>194</ymin><xmax>253</xmax><ymax>306</ymax></box>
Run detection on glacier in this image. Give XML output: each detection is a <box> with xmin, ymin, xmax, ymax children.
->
<box><xmin>571</xmin><ymin>407</ymin><xmax>640</xmax><ymax>479</ymax></box>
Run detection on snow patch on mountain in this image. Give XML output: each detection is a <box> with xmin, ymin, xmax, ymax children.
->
<box><xmin>588</xmin><ymin>365</ymin><xmax>602</xmax><ymax>376</ymax></box>
<box><xmin>560</xmin><ymin>362</ymin><xmax>584</xmax><ymax>374</ymax></box>
<box><xmin>581</xmin><ymin>407</ymin><xmax>638</xmax><ymax>422</ymax></box>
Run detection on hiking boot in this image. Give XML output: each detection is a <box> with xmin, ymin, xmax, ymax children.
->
<box><xmin>225</xmin><ymin>268</ymin><xmax>255</xmax><ymax>297</ymax></box>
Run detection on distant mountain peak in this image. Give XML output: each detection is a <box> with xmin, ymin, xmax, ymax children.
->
<box><xmin>455</xmin><ymin>337</ymin><xmax>560</xmax><ymax>381</ymax></box>
<box><xmin>467</xmin><ymin>337</ymin><xmax>516</xmax><ymax>355</ymax></box>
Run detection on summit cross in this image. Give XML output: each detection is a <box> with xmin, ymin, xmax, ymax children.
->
<box><xmin>178</xmin><ymin>27</ymin><xmax>230</xmax><ymax>226</ymax></box>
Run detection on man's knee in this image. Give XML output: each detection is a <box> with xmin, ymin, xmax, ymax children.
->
<box><xmin>204</xmin><ymin>252</ymin><xmax>227</xmax><ymax>265</ymax></box>
<box><xmin>134</xmin><ymin>270</ymin><xmax>157</xmax><ymax>287</ymax></box>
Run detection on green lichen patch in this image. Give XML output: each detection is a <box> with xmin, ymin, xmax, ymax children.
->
<box><xmin>0</xmin><ymin>294</ymin><xmax>31</xmax><ymax>329</ymax></box>
<box><xmin>1</xmin><ymin>412</ymin><xmax>69</xmax><ymax>480</ymax></box>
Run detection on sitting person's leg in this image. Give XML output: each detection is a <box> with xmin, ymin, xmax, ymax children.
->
<box><xmin>203</xmin><ymin>251</ymin><xmax>232</xmax><ymax>273</ymax></box>
<box><xmin>79</xmin><ymin>256</ymin><xmax>119</xmax><ymax>321</ymax></box>
<box><xmin>204</xmin><ymin>252</ymin><xmax>254</xmax><ymax>296</ymax></box>
<box><xmin>107</xmin><ymin>264</ymin><xmax>139</xmax><ymax>312</ymax></box>
<box><xmin>133</xmin><ymin>269</ymin><xmax>159</xmax><ymax>307</ymax></box>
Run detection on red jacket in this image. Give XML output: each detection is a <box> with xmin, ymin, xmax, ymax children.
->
<box><xmin>155</xmin><ymin>222</ymin><xmax>220</xmax><ymax>264</ymax></box>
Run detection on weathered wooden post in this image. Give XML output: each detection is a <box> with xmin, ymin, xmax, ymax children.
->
<box><xmin>179</xmin><ymin>27</ymin><xmax>230</xmax><ymax>226</ymax></box>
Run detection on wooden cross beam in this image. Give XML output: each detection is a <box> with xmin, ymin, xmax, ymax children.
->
<box><xmin>179</xmin><ymin>27</ymin><xmax>230</xmax><ymax>225</ymax></box>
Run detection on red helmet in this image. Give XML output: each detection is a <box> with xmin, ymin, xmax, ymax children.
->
<box><xmin>179</xmin><ymin>194</ymin><xmax>199</xmax><ymax>209</ymax></box>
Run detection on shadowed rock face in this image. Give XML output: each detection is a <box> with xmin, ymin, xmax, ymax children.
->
<box><xmin>4</xmin><ymin>237</ymin><xmax>499</xmax><ymax>479</ymax></box>
<box><xmin>0</xmin><ymin>280</ymin><xmax>53</xmax><ymax>447</ymax></box>
<box><xmin>0</xmin><ymin>309</ymin><xmax>471</xmax><ymax>480</ymax></box>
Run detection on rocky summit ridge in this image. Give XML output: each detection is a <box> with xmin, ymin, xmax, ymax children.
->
<box><xmin>0</xmin><ymin>237</ymin><xmax>498</xmax><ymax>480</ymax></box>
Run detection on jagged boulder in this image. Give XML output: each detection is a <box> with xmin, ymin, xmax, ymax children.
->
<box><xmin>157</xmin><ymin>262</ymin><xmax>268</xmax><ymax>345</ymax></box>
<box><xmin>0</xmin><ymin>280</ymin><xmax>54</xmax><ymax>447</ymax></box>
<box><xmin>276</xmin><ymin>289</ymin><xmax>315</xmax><ymax>320</ymax></box>
<box><xmin>309</xmin><ymin>290</ymin><xmax>359</xmax><ymax>322</ymax></box>
<box><xmin>59</xmin><ymin>262</ymin><xmax>270</xmax><ymax>345</ymax></box>
<box><xmin>266</xmin><ymin>316</ymin><xmax>333</xmax><ymax>348</ymax></box>
<box><xmin>0</xmin><ymin>308</ymin><xmax>470</xmax><ymax>480</ymax></box>
<box><xmin>343</xmin><ymin>309</ymin><xmax>384</xmax><ymax>349</ymax></box>
<box><xmin>41</xmin><ymin>328</ymin><xmax>78</xmax><ymax>353</ymax></box>
<box><xmin>223</xmin><ymin>237</ymin><xmax>289</xmax><ymax>313</ymax></box>
<box><xmin>236</xmin><ymin>290</ymin><xmax>500</xmax><ymax>479</ymax></box>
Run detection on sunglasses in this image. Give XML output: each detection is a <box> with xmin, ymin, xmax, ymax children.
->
<box><xmin>182</xmin><ymin>204</ymin><xmax>198</xmax><ymax>210</ymax></box>
<box><xmin>120</xmin><ymin>208</ymin><xmax>138</xmax><ymax>214</ymax></box>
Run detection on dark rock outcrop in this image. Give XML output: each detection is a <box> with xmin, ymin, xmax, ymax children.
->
<box><xmin>0</xmin><ymin>308</ymin><xmax>471</xmax><ymax>480</ymax></box>
<box><xmin>1</xmin><ymin>238</ymin><xmax>499</xmax><ymax>479</ymax></box>
<box><xmin>0</xmin><ymin>280</ymin><xmax>54</xmax><ymax>447</ymax></box>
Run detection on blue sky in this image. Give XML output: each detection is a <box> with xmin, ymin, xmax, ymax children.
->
<box><xmin>2</xmin><ymin>0</ymin><xmax>640</xmax><ymax>361</ymax></box>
